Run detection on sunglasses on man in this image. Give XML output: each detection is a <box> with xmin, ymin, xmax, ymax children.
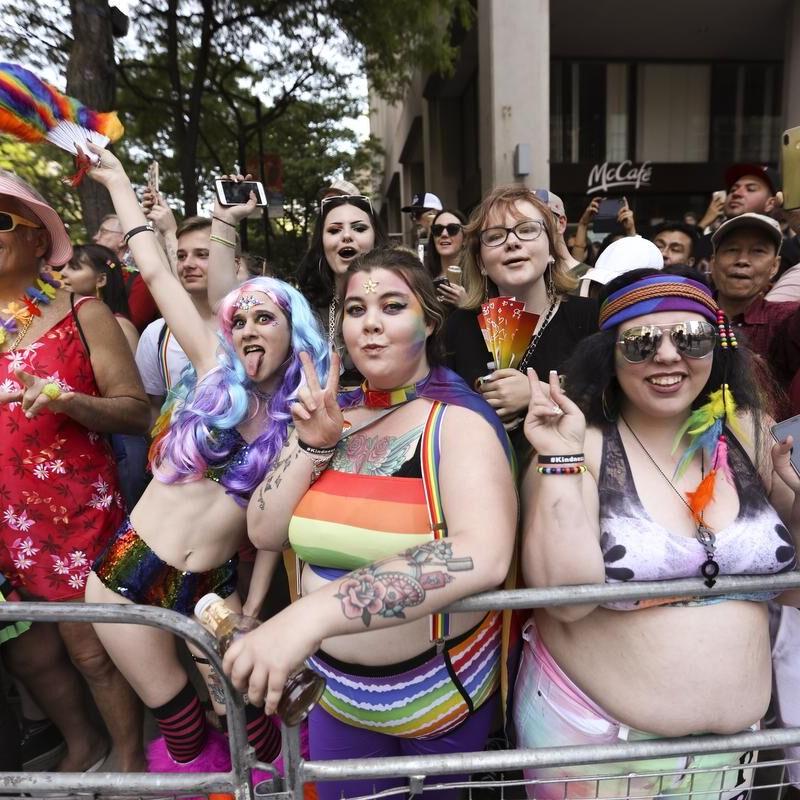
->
<box><xmin>0</xmin><ymin>211</ymin><xmax>42</xmax><ymax>233</ymax></box>
<box><xmin>431</xmin><ymin>223</ymin><xmax>463</xmax><ymax>238</ymax></box>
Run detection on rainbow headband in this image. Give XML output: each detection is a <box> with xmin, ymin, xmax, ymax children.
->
<box><xmin>599</xmin><ymin>275</ymin><xmax>718</xmax><ymax>331</ymax></box>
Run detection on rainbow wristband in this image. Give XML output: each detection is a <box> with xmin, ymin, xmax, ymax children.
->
<box><xmin>536</xmin><ymin>464</ymin><xmax>586</xmax><ymax>475</ymax></box>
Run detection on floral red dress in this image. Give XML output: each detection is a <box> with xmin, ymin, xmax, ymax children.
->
<box><xmin>0</xmin><ymin>296</ymin><xmax>124</xmax><ymax>600</ymax></box>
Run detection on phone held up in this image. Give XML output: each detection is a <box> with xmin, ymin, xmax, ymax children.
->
<box><xmin>592</xmin><ymin>196</ymin><xmax>626</xmax><ymax>234</ymax></box>
<box><xmin>147</xmin><ymin>162</ymin><xmax>159</xmax><ymax>195</ymax></box>
<box><xmin>215</xmin><ymin>178</ymin><xmax>268</xmax><ymax>207</ymax></box>
<box><xmin>782</xmin><ymin>126</ymin><xmax>800</xmax><ymax>211</ymax></box>
<box><xmin>772</xmin><ymin>413</ymin><xmax>800</xmax><ymax>477</ymax></box>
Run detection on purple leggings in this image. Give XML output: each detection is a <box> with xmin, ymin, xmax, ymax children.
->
<box><xmin>309</xmin><ymin>695</ymin><xmax>498</xmax><ymax>800</ymax></box>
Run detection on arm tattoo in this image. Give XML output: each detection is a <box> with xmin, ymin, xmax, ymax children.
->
<box><xmin>334</xmin><ymin>541</ymin><xmax>473</xmax><ymax>628</ymax></box>
<box><xmin>256</xmin><ymin>446</ymin><xmax>300</xmax><ymax>511</ymax></box>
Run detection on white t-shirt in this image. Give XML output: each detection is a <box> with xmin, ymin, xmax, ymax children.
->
<box><xmin>135</xmin><ymin>318</ymin><xmax>191</xmax><ymax>397</ymax></box>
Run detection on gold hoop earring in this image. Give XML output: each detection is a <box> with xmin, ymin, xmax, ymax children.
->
<box><xmin>601</xmin><ymin>385</ymin><xmax>616</xmax><ymax>422</ymax></box>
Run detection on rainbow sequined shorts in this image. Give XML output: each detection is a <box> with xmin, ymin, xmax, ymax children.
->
<box><xmin>92</xmin><ymin>518</ymin><xmax>237</xmax><ymax>615</ymax></box>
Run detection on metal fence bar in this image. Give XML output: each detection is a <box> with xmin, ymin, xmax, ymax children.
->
<box><xmin>297</xmin><ymin>727</ymin><xmax>800</xmax><ymax>784</ymax></box>
<box><xmin>0</xmin><ymin>602</ymin><xmax>254</xmax><ymax>798</ymax></box>
<box><xmin>445</xmin><ymin>571</ymin><xmax>800</xmax><ymax>612</ymax></box>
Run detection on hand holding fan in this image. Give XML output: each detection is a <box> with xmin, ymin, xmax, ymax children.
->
<box><xmin>479</xmin><ymin>296</ymin><xmax>539</xmax><ymax>369</ymax></box>
<box><xmin>0</xmin><ymin>63</ymin><xmax>123</xmax><ymax>180</ymax></box>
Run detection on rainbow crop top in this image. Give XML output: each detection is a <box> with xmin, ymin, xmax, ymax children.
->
<box><xmin>289</xmin><ymin>401</ymin><xmax>453</xmax><ymax>641</ymax></box>
<box><xmin>598</xmin><ymin>425</ymin><xmax>797</xmax><ymax>610</ymax></box>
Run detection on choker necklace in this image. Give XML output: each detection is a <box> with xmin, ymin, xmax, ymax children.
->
<box><xmin>620</xmin><ymin>415</ymin><xmax>720</xmax><ymax>587</ymax></box>
<box><xmin>362</xmin><ymin>377</ymin><xmax>426</xmax><ymax>409</ymax></box>
<box><xmin>0</xmin><ymin>272</ymin><xmax>60</xmax><ymax>350</ymax></box>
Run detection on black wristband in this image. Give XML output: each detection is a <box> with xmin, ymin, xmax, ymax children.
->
<box><xmin>298</xmin><ymin>440</ymin><xmax>336</xmax><ymax>456</ymax></box>
<box><xmin>123</xmin><ymin>223</ymin><xmax>154</xmax><ymax>244</ymax></box>
<box><xmin>212</xmin><ymin>215</ymin><xmax>236</xmax><ymax>229</ymax></box>
<box><xmin>537</xmin><ymin>453</ymin><xmax>585</xmax><ymax>465</ymax></box>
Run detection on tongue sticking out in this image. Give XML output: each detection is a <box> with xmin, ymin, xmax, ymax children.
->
<box><xmin>244</xmin><ymin>350</ymin><xmax>264</xmax><ymax>378</ymax></box>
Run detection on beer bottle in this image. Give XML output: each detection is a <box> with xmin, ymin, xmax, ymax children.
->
<box><xmin>195</xmin><ymin>593</ymin><xmax>325</xmax><ymax>726</ymax></box>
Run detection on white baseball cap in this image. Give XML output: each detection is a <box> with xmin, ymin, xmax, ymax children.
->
<box><xmin>579</xmin><ymin>236</ymin><xmax>664</xmax><ymax>296</ymax></box>
<box><xmin>401</xmin><ymin>192</ymin><xmax>443</xmax><ymax>213</ymax></box>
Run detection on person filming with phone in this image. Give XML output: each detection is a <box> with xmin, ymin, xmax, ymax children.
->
<box><xmin>423</xmin><ymin>208</ymin><xmax>469</xmax><ymax>309</ymax></box>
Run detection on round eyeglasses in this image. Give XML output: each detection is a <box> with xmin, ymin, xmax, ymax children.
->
<box><xmin>479</xmin><ymin>219</ymin><xmax>545</xmax><ymax>247</ymax></box>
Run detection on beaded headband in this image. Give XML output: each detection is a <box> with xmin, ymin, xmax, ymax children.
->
<box><xmin>599</xmin><ymin>275</ymin><xmax>718</xmax><ymax>331</ymax></box>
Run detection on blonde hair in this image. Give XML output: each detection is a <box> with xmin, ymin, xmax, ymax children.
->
<box><xmin>462</xmin><ymin>185</ymin><xmax>578</xmax><ymax>309</ymax></box>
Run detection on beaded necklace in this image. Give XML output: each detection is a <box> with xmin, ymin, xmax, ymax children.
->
<box><xmin>0</xmin><ymin>272</ymin><xmax>60</xmax><ymax>350</ymax></box>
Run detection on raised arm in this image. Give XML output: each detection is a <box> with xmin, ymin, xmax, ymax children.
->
<box><xmin>86</xmin><ymin>147</ymin><xmax>219</xmax><ymax>377</ymax></box>
<box><xmin>224</xmin><ymin>400</ymin><xmax>517</xmax><ymax>715</ymax></box>
<box><xmin>207</xmin><ymin>173</ymin><xmax>258</xmax><ymax>311</ymax></box>
<box><xmin>520</xmin><ymin>370</ymin><xmax>604</xmax><ymax>621</ymax></box>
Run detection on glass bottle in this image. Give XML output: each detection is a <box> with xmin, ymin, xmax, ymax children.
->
<box><xmin>195</xmin><ymin>593</ymin><xmax>325</xmax><ymax>726</ymax></box>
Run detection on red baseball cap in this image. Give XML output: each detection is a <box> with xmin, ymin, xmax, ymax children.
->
<box><xmin>724</xmin><ymin>163</ymin><xmax>779</xmax><ymax>195</ymax></box>
<box><xmin>0</xmin><ymin>171</ymin><xmax>73</xmax><ymax>266</ymax></box>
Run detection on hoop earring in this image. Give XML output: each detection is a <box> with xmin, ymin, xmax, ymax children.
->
<box><xmin>318</xmin><ymin>257</ymin><xmax>327</xmax><ymax>276</ymax></box>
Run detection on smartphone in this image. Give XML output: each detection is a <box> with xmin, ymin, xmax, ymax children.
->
<box><xmin>147</xmin><ymin>161</ymin><xmax>159</xmax><ymax>195</ymax></box>
<box><xmin>215</xmin><ymin>179</ymin><xmax>267</xmax><ymax>207</ymax></box>
<box><xmin>433</xmin><ymin>276</ymin><xmax>450</xmax><ymax>290</ymax></box>
<box><xmin>446</xmin><ymin>265</ymin><xmax>463</xmax><ymax>287</ymax></box>
<box><xmin>782</xmin><ymin>126</ymin><xmax>800</xmax><ymax>211</ymax></box>
<box><xmin>712</xmin><ymin>189</ymin><xmax>727</xmax><ymax>204</ymax></box>
<box><xmin>772</xmin><ymin>413</ymin><xmax>800</xmax><ymax>476</ymax></box>
<box><xmin>593</xmin><ymin>197</ymin><xmax>625</xmax><ymax>233</ymax></box>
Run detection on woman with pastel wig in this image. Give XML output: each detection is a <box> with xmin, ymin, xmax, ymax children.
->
<box><xmin>223</xmin><ymin>248</ymin><xmax>518</xmax><ymax>800</ymax></box>
<box><xmin>515</xmin><ymin>267</ymin><xmax>800</xmax><ymax>799</ymax></box>
<box><xmin>83</xmin><ymin>148</ymin><xmax>335</xmax><ymax>776</ymax></box>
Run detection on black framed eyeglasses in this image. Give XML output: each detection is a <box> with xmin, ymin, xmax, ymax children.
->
<box><xmin>0</xmin><ymin>211</ymin><xmax>42</xmax><ymax>233</ymax></box>
<box><xmin>479</xmin><ymin>219</ymin><xmax>545</xmax><ymax>247</ymax></box>
<box><xmin>616</xmin><ymin>320</ymin><xmax>717</xmax><ymax>363</ymax></box>
<box><xmin>320</xmin><ymin>194</ymin><xmax>374</xmax><ymax>216</ymax></box>
<box><xmin>431</xmin><ymin>223</ymin><xmax>463</xmax><ymax>238</ymax></box>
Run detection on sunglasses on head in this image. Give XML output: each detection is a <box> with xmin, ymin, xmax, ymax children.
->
<box><xmin>431</xmin><ymin>223</ymin><xmax>463</xmax><ymax>238</ymax></box>
<box><xmin>0</xmin><ymin>211</ymin><xmax>42</xmax><ymax>233</ymax></box>
<box><xmin>320</xmin><ymin>194</ymin><xmax>374</xmax><ymax>216</ymax></box>
<box><xmin>617</xmin><ymin>320</ymin><xmax>717</xmax><ymax>363</ymax></box>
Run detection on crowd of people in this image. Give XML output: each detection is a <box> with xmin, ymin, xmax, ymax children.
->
<box><xmin>0</xmin><ymin>146</ymin><xmax>799</xmax><ymax>800</ymax></box>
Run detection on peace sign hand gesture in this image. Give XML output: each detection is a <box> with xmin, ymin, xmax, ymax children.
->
<box><xmin>523</xmin><ymin>369</ymin><xmax>586</xmax><ymax>455</ymax></box>
<box><xmin>291</xmin><ymin>351</ymin><xmax>344</xmax><ymax>449</ymax></box>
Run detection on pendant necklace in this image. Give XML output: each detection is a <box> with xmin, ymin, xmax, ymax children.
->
<box><xmin>620</xmin><ymin>415</ymin><xmax>720</xmax><ymax>587</ymax></box>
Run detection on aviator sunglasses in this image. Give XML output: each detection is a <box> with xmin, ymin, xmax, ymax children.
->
<box><xmin>0</xmin><ymin>211</ymin><xmax>42</xmax><ymax>233</ymax></box>
<box><xmin>431</xmin><ymin>222</ymin><xmax>463</xmax><ymax>238</ymax></box>
<box><xmin>617</xmin><ymin>320</ymin><xmax>717</xmax><ymax>363</ymax></box>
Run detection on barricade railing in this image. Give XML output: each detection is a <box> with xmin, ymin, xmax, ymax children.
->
<box><xmin>0</xmin><ymin>602</ymin><xmax>277</xmax><ymax>800</ymax></box>
<box><xmin>283</xmin><ymin>571</ymin><xmax>800</xmax><ymax>800</ymax></box>
<box><xmin>3</xmin><ymin>572</ymin><xmax>800</xmax><ymax>799</ymax></box>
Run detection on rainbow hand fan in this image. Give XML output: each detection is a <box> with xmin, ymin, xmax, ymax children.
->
<box><xmin>478</xmin><ymin>296</ymin><xmax>539</xmax><ymax>369</ymax></box>
<box><xmin>0</xmin><ymin>63</ymin><xmax>123</xmax><ymax>165</ymax></box>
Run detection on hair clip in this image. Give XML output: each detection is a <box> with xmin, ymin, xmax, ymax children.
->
<box><xmin>715</xmin><ymin>309</ymin><xmax>738</xmax><ymax>350</ymax></box>
<box><xmin>106</xmin><ymin>259</ymin><xmax>117</xmax><ymax>270</ymax></box>
<box><xmin>234</xmin><ymin>294</ymin><xmax>262</xmax><ymax>311</ymax></box>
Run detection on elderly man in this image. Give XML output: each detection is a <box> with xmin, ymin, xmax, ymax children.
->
<box><xmin>0</xmin><ymin>172</ymin><xmax>148</xmax><ymax>772</ymax></box>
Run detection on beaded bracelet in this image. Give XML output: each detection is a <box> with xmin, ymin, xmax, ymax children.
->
<box><xmin>212</xmin><ymin>215</ymin><xmax>236</xmax><ymax>229</ymax></box>
<box><xmin>537</xmin><ymin>454</ymin><xmax>584</xmax><ymax>465</ymax></box>
<box><xmin>537</xmin><ymin>464</ymin><xmax>587</xmax><ymax>475</ymax></box>
<box><xmin>298</xmin><ymin>440</ymin><xmax>336</xmax><ymax>457</ymax></box>
<box><xmin>123</xmin><ymin>223</ymin><xmax>154</xmax><ymax>244</ymax></box>
<box><xmin>210</xmin><ymin>234</ymin><xmax>236</xmax><ymax>248</ymax></box>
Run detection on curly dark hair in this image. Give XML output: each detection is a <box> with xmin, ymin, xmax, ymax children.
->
<box><xmin>563</xmin><ymin>266</ymin><xmax>767</xmax><ymax>427</ymax></box>
<box><xmin>339</xmin><ymin>247</ymin><xmax>446</xmax><ymax>365</ymax></box>
<box><xmin>296</xmin><ymin>196</ymin><xmax>389</xmax><ymax>308</ymax></box>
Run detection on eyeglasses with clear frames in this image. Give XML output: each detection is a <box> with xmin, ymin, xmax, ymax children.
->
<box><xmin>479</xmin><ymin>219</ymin><xmax>545</xmax><ymax>247</ymax></box>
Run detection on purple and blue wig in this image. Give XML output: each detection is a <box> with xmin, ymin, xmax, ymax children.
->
<box><xmin>149</xmin><ymin>277</ymin><xmax>329</xmax><ymax>504</ymax></box>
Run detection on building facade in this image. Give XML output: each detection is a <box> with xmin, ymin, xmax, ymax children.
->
<box><xmin>370</xmin><ymin>0</ymin><xmax>799</xmax><ymax>236</ymax></box>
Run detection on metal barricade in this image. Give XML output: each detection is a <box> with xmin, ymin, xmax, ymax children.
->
<box><xmin>0</xmin><ymin>602</ymin><xmax>281</xmax><ymax>800</ymax></box>
<box><xmin>281</xmin><ymin>572</ymin><xmax>800</xmax><ymax>800</ymax></box>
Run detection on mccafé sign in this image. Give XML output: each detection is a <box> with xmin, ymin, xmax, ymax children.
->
<box><xmin>587</xmin><ymin>160</ymin><xmax>653</xmax><ymax>194</ymax></box>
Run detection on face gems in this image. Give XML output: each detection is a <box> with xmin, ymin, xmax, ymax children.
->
<box><xmin>363</xmin><ymin>277</ymin><xmax>379</xmax><ymax>294</ymax></box>
<box><xmin>234</xmin><ymin>294</ymin><xmax>262</xmax><ymax>311</ymax></box>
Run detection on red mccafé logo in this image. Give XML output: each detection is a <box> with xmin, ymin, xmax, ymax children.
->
<box><xmin>587</xmin><ymin>160</ymin><xmax>653</xmax><ymax>194</ymax></box>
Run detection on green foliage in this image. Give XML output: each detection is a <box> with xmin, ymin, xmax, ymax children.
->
<box><xmin>0</xmin><ymin>139</ymin><xmax>87</xmax><ymax>240</ymax></box>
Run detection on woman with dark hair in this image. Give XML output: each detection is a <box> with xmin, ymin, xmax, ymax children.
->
<box><xmin>224</xmin><ymin>247</ymin><xmax>518</xmax><ymax>800</ymax></box>
<box><xmin>445</xmin><ymin>185</ymin><xmax>597</xmax><ymax>458</ymax></box>
<box><xmin>514</xmin><ymin>267</ymin><xmax>800</xmax><ymax>799</ymax></box>
<box><xmin>423</xmin><ymin>208</ymin><xmax>469</xmax><ymax>309</ymax></box>
<box><xmin>60</xmin><ymin>244</ymin><xmax>139</xmax><ymax>352</ymax></box>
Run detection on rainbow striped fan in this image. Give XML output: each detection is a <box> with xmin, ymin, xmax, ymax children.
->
<box><xmin>0</xmin><ymin>62</ymin><xmax>123</xmax><ymax>164</ymax></box>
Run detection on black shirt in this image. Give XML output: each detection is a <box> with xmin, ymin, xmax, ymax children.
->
<box><xmin>444</xmin><ymin>297</ymin><xmax>599</xmax><ymax>390</ymax></box>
